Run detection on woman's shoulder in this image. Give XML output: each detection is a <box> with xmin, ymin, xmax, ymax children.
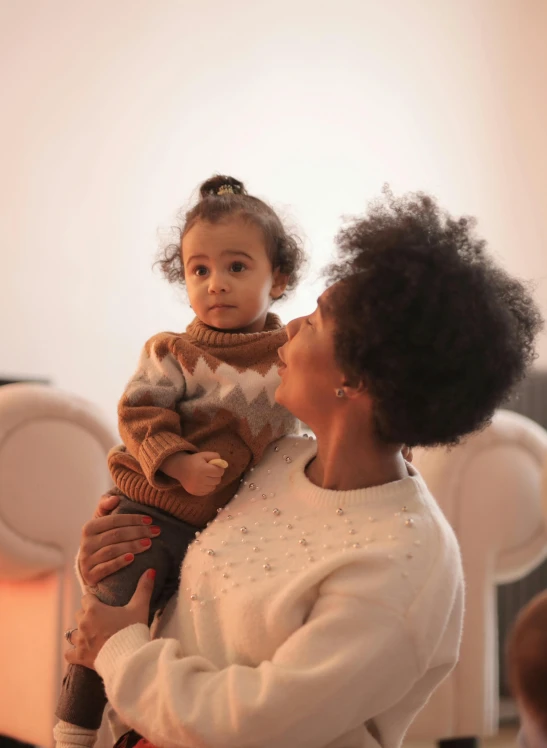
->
<box><xmin>400</xmin><ymin>467</ymin><xmax>463</xmax><ymax>587</ymax></box>
<box><xmin>412</xmin><ymin>468</ymin><xmax>463</xmax><ymax>574</ymax></box>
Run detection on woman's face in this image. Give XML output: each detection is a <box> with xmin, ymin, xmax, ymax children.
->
<box><xmin>275</xmin><ymin>286</ymin><xmax>345</xmax><ymax>426</ymax></box>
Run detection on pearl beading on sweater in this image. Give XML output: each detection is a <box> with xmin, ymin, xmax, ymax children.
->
<box><xmin>181</xmin><ymin>437</ymin><xmax>419</xmax><ymax>609</ymax></box>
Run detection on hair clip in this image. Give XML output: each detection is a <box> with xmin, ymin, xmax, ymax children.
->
<box><xmin>217</xmin><ymin>184</ymin><xmax>235</xmax><ymax>196</ymax></box>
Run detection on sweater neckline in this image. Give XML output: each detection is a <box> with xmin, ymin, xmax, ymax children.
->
<box><xmin>287</xmin><ymin>438</ymin><xmax>425</xmax><ymax>509</ymax></box>
<box><xmin>186</xmin><ymin>313</ymin><xmax>283</xmax><ymax>347</ymax></box>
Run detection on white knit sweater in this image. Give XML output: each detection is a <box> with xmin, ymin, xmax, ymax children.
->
<box><xmin>96</xmin><ymin>436</ymin><xmax>464</xmax><ymax>748</ymax></box>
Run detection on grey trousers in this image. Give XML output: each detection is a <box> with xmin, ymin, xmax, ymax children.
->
<box><xmin>55</xmin><ymin>497</ymin><xmax>197</xmax><ymax>730</ymax></box>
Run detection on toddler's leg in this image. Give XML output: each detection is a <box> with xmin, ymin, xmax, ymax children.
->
<box><xmin>55</xmin><ymin>498</ymin><xmax>193</xmax><ymax>731</ymax></box>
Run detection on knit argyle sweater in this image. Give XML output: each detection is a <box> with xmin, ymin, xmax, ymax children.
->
<box><xmin>108</xmin><ymin>313</ymin><xmax>296</xmax><ymax>527</ymax></box>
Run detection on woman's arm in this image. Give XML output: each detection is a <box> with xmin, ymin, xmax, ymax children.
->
<box><xmin>92</xmin><ymin>593</ymin><xmax>420</xmax><ymax>748</ymax></box>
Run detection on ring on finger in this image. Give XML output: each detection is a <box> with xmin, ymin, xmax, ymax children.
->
<box><xmin>64</xmin><ymin>627</ymin><xmax>77</xmax><ymax>646</ymax></box>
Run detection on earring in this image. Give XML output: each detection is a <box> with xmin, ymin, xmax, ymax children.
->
<box><xmin>335</xmin><ymin>388</ymin><xmax>345</xmax><ymax>398</ymax></box>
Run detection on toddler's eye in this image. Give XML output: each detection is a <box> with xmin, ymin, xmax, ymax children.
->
<box><xmin>194</xmin><ymin>266</ymin><xmax>209</xmax><ymax>277</ymax></box>
<box><xmin>230</xmin><ymin>261</ymin><xmax>246</xmax><ymax>273</ymax></box>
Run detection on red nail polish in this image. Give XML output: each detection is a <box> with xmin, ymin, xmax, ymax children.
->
<box><xmin>147</xmin><ymin>569</ymin><xmax>156</xmax><ymax>580</ymax></box>
<box><xmin>150</xmin><ymin>526</ymin><xmax>161</xmax><ymax>536</ymax></box>
<box><xmin>140</xmin><ymin>538</ymin><xmax>152</xmax><ymax>547</ymax></box>
<box><xmin>142</xmin><ymin>517</ymin><xmax>153</xmax><ymax>525</ymax></box>
<box><xmin>124</xmin><ymin>553</ymin><xmax>134</xmax><ymax>562</ymax></box>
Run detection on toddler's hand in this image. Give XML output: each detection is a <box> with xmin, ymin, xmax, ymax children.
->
<box><xmin>161</xmin><ymin>451</ymin><xmax>226</xmax><ymax>496</ymax></box>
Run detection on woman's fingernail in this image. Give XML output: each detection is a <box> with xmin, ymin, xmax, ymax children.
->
<box><xmin>124</xmin><ymin>553</ymin><xmax>134</xmax><ymax>562</ymax></box>
<box><xmin>150</xmin><ymin>526</ymin><xmax>161</xmax><ymax>536</ymax></box>
<box><xmin>140</xmin><ymin>538</ymin><xmax>152</xmax><ymax>548</ymax></box>
<box><xmin>142</xmin><ymin>517</ymin><xmax>153</xmax><ymax>525</ymax></box>
<box><xmin>147</xmin><ymin>569</ymin><xmax>156</xmax><ymax>580</ymax></box>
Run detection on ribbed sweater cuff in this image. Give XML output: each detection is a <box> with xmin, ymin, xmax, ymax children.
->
<box><xmin>95</xmin><ymin>623</ymin><xmax>150</xmax><ymax>685</ymax></box>
<box><xmin>139</xmin><ymin>432</ymin><xmax>197</xmax><ymax>487</ymax></box>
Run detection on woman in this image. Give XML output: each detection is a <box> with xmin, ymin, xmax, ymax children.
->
<box><xmin>60</xmin><ymin>189</ymin><xmax>541</xmax><ymax>748</ymax></box>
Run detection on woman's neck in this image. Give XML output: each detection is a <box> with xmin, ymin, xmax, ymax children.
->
<box><xmin>306</xmin><ymin>419</ymin><xmax>408</xmax><ymax>491</ymax></box>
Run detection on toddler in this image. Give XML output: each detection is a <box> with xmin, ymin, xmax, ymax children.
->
<box><xmin>55</xmin><ymin>175</ymin><xmax>304</xmax><ymax>742</ymax></box>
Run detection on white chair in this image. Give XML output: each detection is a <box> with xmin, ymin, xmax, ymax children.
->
<box><xmin>409</xmin><ymin>409</ymin><xmax>547</xmax><ymax>742</ymax></box>
<box><xmin>0</xmin><ymin>384</ymin><xmax>116</xmax><ymax>748</ymax></box>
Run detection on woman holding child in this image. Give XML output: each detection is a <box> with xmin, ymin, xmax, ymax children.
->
<box><xmin>57</xmin><ymin>179</ymin><xmax>541</xmax><ymax>748</ymax></box>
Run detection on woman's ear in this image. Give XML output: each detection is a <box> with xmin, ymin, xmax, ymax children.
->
<box><xmin>340</xmin><ymin>378</ymin><xmax>368</xmax><ymax>400</ymax></box>
<box><xmin>270</xmin><ymin>270</ymin><xmax>289</xmax><ymax>300</ymax></box>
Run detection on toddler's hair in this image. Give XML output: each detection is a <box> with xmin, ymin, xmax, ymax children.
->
<box><xmin>157</xmin><ymin>175</ymin><xmax>305</xmax><ymax>298</ymax></box>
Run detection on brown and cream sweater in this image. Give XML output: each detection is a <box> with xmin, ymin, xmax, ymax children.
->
<box><xmin>108</xmin><ymin>314</ymin><xmax>296</xmax><ymax>527</ymax></box>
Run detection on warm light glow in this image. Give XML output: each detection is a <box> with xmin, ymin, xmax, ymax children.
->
<box><xmin>2</xmin><ymin>0</ymin><xmax>546</xmax><ymax>424</ymax></box>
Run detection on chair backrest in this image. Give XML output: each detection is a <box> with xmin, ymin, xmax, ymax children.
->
<box><xmin>0</xmin><ymin>383</ymin><xmax>116</xmax><ymax>746</ymax></box>
<box><xmin>409</xmin><ymin>408</ymin><xmax>547</xmax><ymax>739</ymax></box>
<box><xmin>496</xmin><ymin>370</ymin><xmax>547</xmax><ymax>698</ymax></box>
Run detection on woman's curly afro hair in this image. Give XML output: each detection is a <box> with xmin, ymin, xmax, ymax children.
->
<box><xmin>326</xmin><ymin>187</ymin><xmax>543</xmax><ymax>448</ymax></box>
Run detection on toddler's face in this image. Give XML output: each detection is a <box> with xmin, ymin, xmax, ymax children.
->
<box><xmin>182</xmin><ymin>218</ymin><xmax>286</xmax><ymax>333</ymax></box>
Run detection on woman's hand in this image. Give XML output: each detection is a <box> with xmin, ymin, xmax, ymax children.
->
<box><xmin>80</xmin><ymin>493</ymin><xmax>161</xmax><ymax>587</ymax></box>
<box><xmin>65</xmin><ymin>569</ymin><xmax>155</xmax><ymax>669</ymax></box>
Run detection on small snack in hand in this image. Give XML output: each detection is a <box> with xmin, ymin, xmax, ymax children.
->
<box><xmin>208</xmin><ymin>458</ymin><xmax>229</xmax><ymax>469</ymax></box>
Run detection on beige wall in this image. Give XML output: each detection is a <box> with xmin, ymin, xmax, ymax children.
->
<box><xmin>1</xmin><ymin>0</ymin><xmax>546</xmax><ymax>426</ymax></box>
<box><xmin>495</xmin><ymin>0</ymin><xmax>547</xmax><ymax>305</ymax></box>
